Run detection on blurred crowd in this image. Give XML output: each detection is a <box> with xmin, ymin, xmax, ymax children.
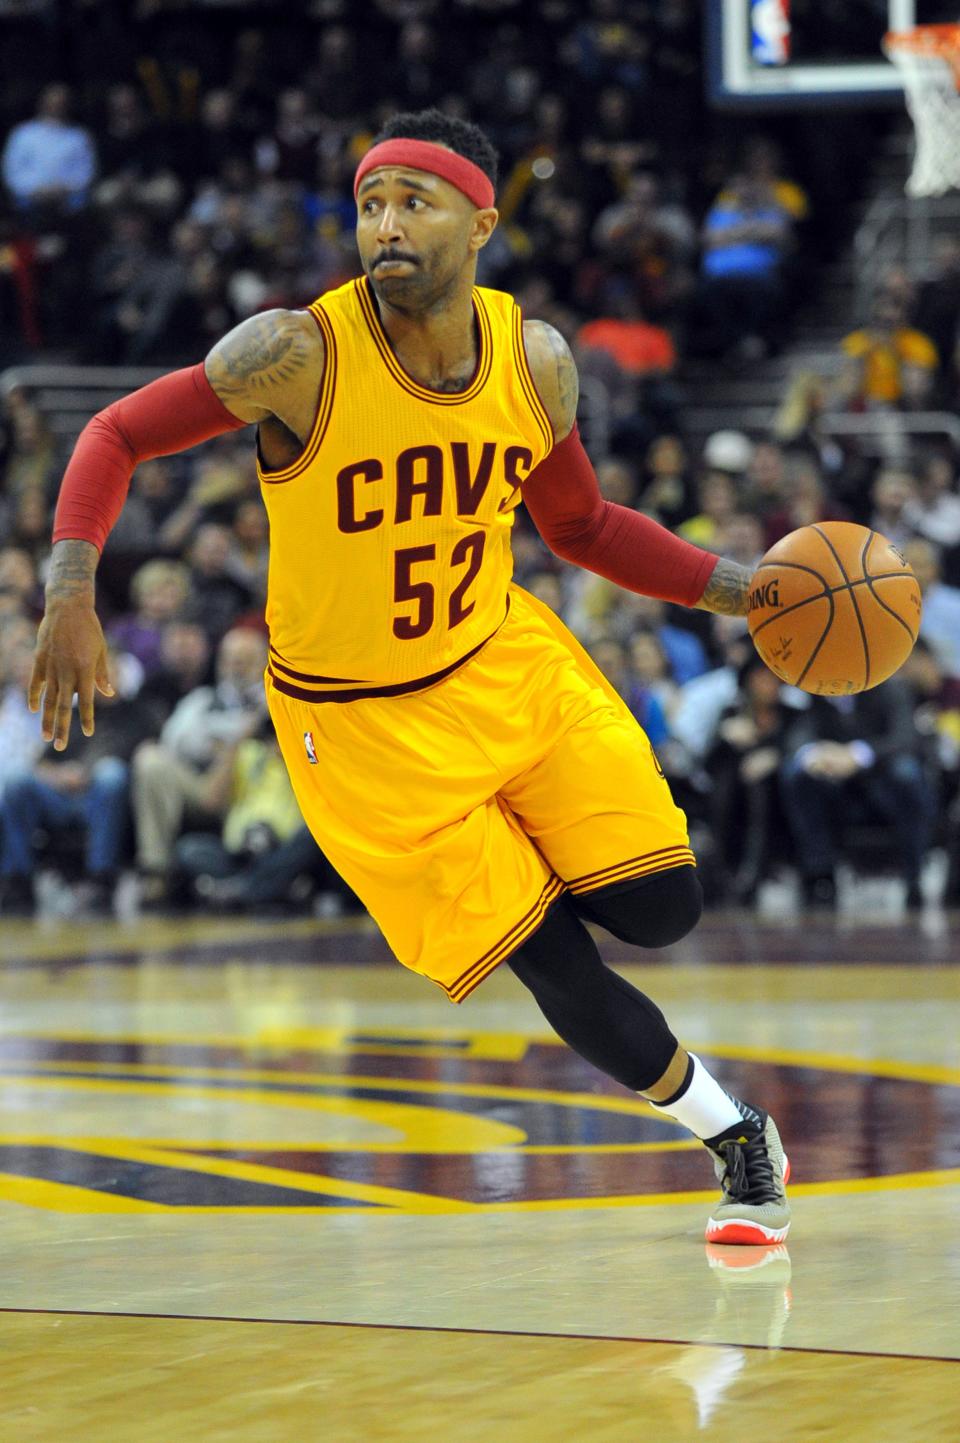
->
<box><xmin>2</xmin><ymin>0</ymin><xmax>960</xmax><ymax>920</ymax></box>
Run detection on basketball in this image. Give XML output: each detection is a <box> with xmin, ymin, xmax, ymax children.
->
<box><xmin>746</xmin><ymin>522</ymin><xmax>922</xmax><ymax>695</ymax></box>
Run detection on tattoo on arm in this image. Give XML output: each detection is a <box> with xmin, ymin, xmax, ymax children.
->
<box><xmin>694</xmin><ymin>557</ymin><xmax>751</xmax><ymax>616</ymax></box>
<box><xmin>524</xmin><ymin>319</ymin><xmax>579</xmax><ymax>440</ymax></box>
<box><xmin>543</xmin><ymin>322</ymin><xmax>579</xmax><ymax>427</ymax></box>
<box><xmin>46</xmin><ymin>539</ymin><xmax>99</xmax><ymax>603</ymax></box>
<box><xmin>205</xmin><ymin>311</ymin><xmax>319</xmax><ymax>418</ymax></box>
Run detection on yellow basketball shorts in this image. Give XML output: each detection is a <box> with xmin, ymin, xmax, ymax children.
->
<box><xmin>266</xmin><ymin>585</ymin><xmax>694</xmax><ymax>1002</ymax></box>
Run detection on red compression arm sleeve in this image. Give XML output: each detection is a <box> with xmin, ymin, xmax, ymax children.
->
<box><xmin>52</xmin><ymin>362</ymin><xmax>247</xmax><ymax>552</ymax></box>
<box><xmin>522</xmin><ymin>425</ymin><xmax>718</xmax><ymax>607</ymax></box>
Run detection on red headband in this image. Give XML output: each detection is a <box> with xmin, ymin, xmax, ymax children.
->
<box><xmin>354</xmin><ymin>139</ymin><xmax>495</xmax><ymax>210</ymax></box>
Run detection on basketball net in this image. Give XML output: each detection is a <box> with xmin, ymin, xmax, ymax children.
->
<box><xmin>884</xmin><ymin>24</ymin><xmax>960</xmax><ymax>197</ymax></box>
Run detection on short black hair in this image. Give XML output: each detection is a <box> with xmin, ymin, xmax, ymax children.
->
<box><xmin>372</xmin><ymin>108</ymin><xmax>499</xmax><ymax>194</ymax></box>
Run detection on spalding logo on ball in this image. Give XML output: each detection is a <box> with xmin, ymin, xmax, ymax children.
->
<box><xmin>747</xmin><ymin>521</ymin><xmax>922</xmax><ymax>695</ymax></box>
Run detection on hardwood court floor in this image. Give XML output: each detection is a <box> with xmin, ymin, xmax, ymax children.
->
<box><xmin>0</xmin><ymin>906</ymin><xmax>958</xmax><ymax>1441</ymax></box>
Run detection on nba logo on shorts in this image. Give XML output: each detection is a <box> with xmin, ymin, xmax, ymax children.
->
<box><xmin>304</xmin><ymin>731</ymin><xmax>319</xmax><ymax>765</ymax></box>
<box><xmin>751</xmin><ymin>0</ymin><xmax>790</xmax><ymax>66</ymax></box>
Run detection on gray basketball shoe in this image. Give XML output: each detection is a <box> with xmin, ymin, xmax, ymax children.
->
<box><xmin>705</xmin><ymin>1110</ymin><xmax>791</xmax><ymax>1245</ymax></box>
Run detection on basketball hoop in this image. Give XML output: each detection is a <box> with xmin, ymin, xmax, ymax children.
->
<box><xmin>884</xmin><ymin>24</ymin><xmax>960</xmax><ymax>197</ymax></box>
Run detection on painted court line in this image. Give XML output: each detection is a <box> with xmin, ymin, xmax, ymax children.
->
<box><xmin>0</xmin><ymin>1306</ymin><xmax>957</xmax><ymax>1364</ymax></box>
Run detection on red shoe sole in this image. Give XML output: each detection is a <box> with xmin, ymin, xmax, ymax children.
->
<box><xmin>705</xmin><ymin>1153</ymin><xmax>791</xmax><ymax>1246</ymax></box>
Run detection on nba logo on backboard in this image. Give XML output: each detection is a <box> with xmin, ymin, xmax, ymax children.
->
<box><xmin>751</xmin><ymin>0</ymin><xmax>790</xmax><ymax>66</ymax></box>
<box><xmin>304</xmin><ymin>731</ymin><xmax>319</xmax><ymax>765</ymax></box>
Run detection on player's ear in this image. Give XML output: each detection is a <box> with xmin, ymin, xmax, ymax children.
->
<box><xmin>469</xmin><ymin>207</ymin><xmax>498</xmax><ymax>253</ymax></box>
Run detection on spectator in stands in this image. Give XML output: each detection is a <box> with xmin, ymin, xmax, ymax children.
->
<box><xmin>594</xmin><ymin>456</ymin><xmax>638</xmax><ymax>508</ymax></box>
<box><xmin>152</xmin><ymin>443</ymin><xmax>250</xmax><ymax>554</ymax></box>
<box><xmin>182</xmin><ymin>522</ymin><xmax>258</xmax><ymax>642</ymax></box>
<box><xmin>912</xmin><ymin>237</ymin><xmax>960</xmax><ymax>393</ymax></box>
<box><xmin>173</xmin><ymin>713</ymin><xmax>346</xmax><ymax>913</ymax></box>
<box><xmin>628</xmin><ymin>629</ymin><xmax>680</xmax><ymax>726</ymax></box>
<box><xmin>903</xmin><ymin>451</ymin><xmax>960</xmax><ymax>582</ymax></box>
<box><xmin>106</xmin><ymin>559</ymin><xmax>191</xmax><ymax>678</ymax></box>
<box><xmin>0</xmin><ymin>648</ymin><xmax>157</xmax><ymax>916</ymax></box>
<box><xmin>701</xmin><ymin>428</ymin><xmax>754</xmax><ymax>482</ymax></box>
<box><xmin>9</xmin><ymin>485</ymin><xmax>52</xmax><ymax>570</ymax></box>
<box><xmin>589</xmin><ymin>633</ymin><xmax>670</xmax><ymax>747</ymax></box>
<box><xmin>706</xmin><ymin>652</ymin><xmax>793</xmax><ymax>903</ymax></box>
<box><xmin>638</xmin><ymin>433</ymin><xmax>694</xmax><ymax>527</ymax></box>
<box><xmin>837</xmin><ymin>292</ymin><xmax>938</xmax><ymax>411</ymax></box>
<box><xmin>2</xmin><ymin>399</ymin><xmax>57</xmax><ymax>497</ymax></box>
<box><xmin>678</xmin><ymin>469</ymin><xmax>737</xmax><ymax>551</ymax></box>
<box><xmin>524</xmin><ymin>567</ymin><xmax>565</xmax><ymax>618</ymax></box>
<box><xmin>94</xmin><ymin>82</ymin><xmax>177</xmax><ymax>214</ymax></box>
<box><xmin>903</xmin><ymin>537</ymin><xmax>960</xmax><ymax>681</ymax></box>
<box><xmin>138</xmin><ymin>621</ymin><xmax>212</xmax><ymax>718</ymax></box>
<box><xmin>722</xmin><ymin>512</ymin><xmax>765</xmax><ymax>573</ymax></box>
<box><xmin>88</xmin><ymin>208</ymin><xmax>189</xmax><ymax>364</ymax></box>
<box><xmin>193</xmin><ymin>90</ymin><xmax>251</xmax><ymax>189</ymax></box>
<box><xmin>303</xmin><ymin>24</ymin><xmax>363</xmax><ymax>123</ymax></box>
<box><xmin>576</xmin><ymin>289</ymin><xmax>677</xmax><ymax>380</ymax></box>
<box><xmin>742</xmin><ymin>441</ymin><xmax>787</xmax><ymax>530</ymax></box>
<box><xmin>577</xmin><ymin>85</ymin><xmax>653</xmax><ymax>209</ymax></box>
<box><xmin>563</xmin><ymin>1</ymin><xmax>650</xmax><ymax>94</ymax></box>
<box><xmin>227</xmin><ymin>498</ymin><xmax>270</xmax><ymax>603</ymax></box>
<box><xmin>772</xmin><ymin>370</ymin><xmax>847</xmax><ymax>482</ymax></box>
<box><xmin>127</xmin><ymin>458</ymin><xmax>181</xmax><ymax>534</ymax></box>
<box><xmin>258</xmin><ymin>87</ymin><xmax>321</xmax><ymax>186</ymax></box>
<box><xmin>763</xmin><ymin>453</ymin><xmax>849</xmax><ymax>549</ymax></box>
<box><xmin>779</xmin><ymin>678</ymin><xmax>934</xmax><ymax>909</ymax></box>
<box><xmin>575</xmin><ymin>281</ymin><xmax>680</xmax><ymax>452</ymax></box>
<box><xmin>740</xmin><ymin>137</ymin><xmax>809</xmax><ymax>226</ymax></box>
<box><xmin>590</xmin><ymin>169</ymin><xmax>697</xmax><ymax>322</ymax></box>
<box><xmin>0</xmin><ymin>616</ymin><xmax>43</xmax><ymax>802</ymax></box>
<box><xmin>0</xmin><ymin>545</ymin><xmax>42</xmax><ymax>619</ymax></box>
<box><xmin>671</xmin><ymin>616</ymin><xmax>756</xmax><ymax>761</ymax></box>
<box><xmin>698</xmin><ymin>167</ymin><xmax>797</xmax><ymax>358</ymax></box>
<box><xmin>905</xmin><ymin>638</ymin><xmax>960</xmax><ymax>905</ymax></box>
<box><xmin>869</xmin><ymin>468</ymin><xmax>919</xmax><ymax>553</ymax></box>
<box><xmin>1</xmin><ymin>83</ymin><xmax>96</xmax><ymax>214</ymax></box>
<box><xmin>395</xmin><ymin>19</ymin><xmax>448</xmax><ymax>114</ymax></box>
<box><xmin>131</xmin><ymin>626</ymin><xmax>269</xmax><ymax>905</ymax></box>
<box><xmin>903</xmin><ymin>637</ymin><xmax>960</xmax><ymax>794</ymax></box>
<box><xmin>628</xmin><ymin>624</ymin><xmax>712</xmax><ymax>832</ymax></box>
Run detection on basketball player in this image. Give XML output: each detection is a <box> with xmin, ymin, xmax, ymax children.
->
<box><xmin>29</xmin><ymin>111</ymin><xmax>789</xmax><ymax>1246</ymax></box>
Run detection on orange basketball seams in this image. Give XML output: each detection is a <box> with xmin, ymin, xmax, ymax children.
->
<box><xmin>747</xmin><ymin>521</ymin><xmax>922</xmax><ymax>695</ymax></box>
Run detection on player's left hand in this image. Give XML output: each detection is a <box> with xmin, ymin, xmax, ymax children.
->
<box><xmin>28</xmin><ymin>598</ymin><xmax>113</xmax><ymax>750</ymax></box>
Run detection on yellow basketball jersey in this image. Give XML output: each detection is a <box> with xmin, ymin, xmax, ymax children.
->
<box><xmin>258</xmin><ymin>276</ymin><xmax>554</xmax><ymax>701</ymax></box>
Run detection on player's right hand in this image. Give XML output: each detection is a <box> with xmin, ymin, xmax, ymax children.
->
<box><xmin>28</xmin><ymin>600</ymin><xmax>114</xmax><ymax>750</ymax></box>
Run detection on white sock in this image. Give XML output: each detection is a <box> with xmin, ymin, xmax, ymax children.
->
<box><xmin>649</xmin><ymin>1053</ymin><xmax>755</xmax><ymax>1142</ymax></box>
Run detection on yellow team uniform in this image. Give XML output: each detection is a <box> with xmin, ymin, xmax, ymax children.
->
<box><xmin>259</xmin><ymin>276</ymin><xmax>693</xmax><ymax>1001</ymax></box>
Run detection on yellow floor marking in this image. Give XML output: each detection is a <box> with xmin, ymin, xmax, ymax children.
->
<box><xmin>91</xmin><ymin>1140</ymin><xmax>473</xmax><ymax>1213</ymax></box>
<box><xmin>0</xmin><ymin>1027</ymin><xmax>529</xmax><ymax>1062</ymax></box>
<box><xmin>0</xmin><ymin>1061</ymin><xmax>665</xmax><ymax>1118</ymax></box>
<box><xmin>0</xmin><ymin>1172</ymin><xmax>167</xmax><ymax>1213</ymax></box>
<box><xmin>4</xmin><ymin>1164</ymin><xmax>955</xmax><ymax>1217</ymax></box>
<box><xmin>0</xmin><ymin>1074</ymin><xmax>529</xmax><ymax>1153</ymax></box>
<box><xmin>5</xmin><ymin>1029</ymin><xmax>959</xmax><ymax>1090</ymax></box>
<box><xmin>464</xmin><ymin>1167</ymin><xmax>960</xmax><ymax>1214</ymax></box>
<box><xmin>2</xmin><ymin>1037</ymin><xmax>958</xmax><ymax>1213</ymax></box>
<box><xmin>0</xmin><ymin>1134</ymin><xmax>701</xmax><ymax>1158</ymax></box>
<box><xmin>0</xmin><ymin>915</ymin><xmax>372</xmax><ymax>964</ymax></box>
<box><xmin>685</xmin><ymin>1041</ymin><xmax>960</xmax><ymax>1089</ymax></box>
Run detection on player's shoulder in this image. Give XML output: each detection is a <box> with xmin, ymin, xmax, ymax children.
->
<box><xmin>205</xmin><ymin>307</ymin><xmax>325</xmax><ymax>424</ymax></box>
<box><xmin>521</xmin><ymin>318</ymin><xmax>578</xmax><ymax>443</ymax></box>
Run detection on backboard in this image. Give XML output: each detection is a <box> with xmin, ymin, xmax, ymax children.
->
<box><xmin>707</xmin><ymin>1</ymin><xmax>960</xmax><ymax>109</ymax></box>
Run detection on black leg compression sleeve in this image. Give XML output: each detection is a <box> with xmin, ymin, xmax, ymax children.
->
<box><xmin>508</xmin><ymin>892</ymin><xmax>679</xmax><ymax>1092</ymax></box>
<box><xmin>573</xmin><ymin>864</ymin><xmax>703</xmax><ymax>948</ymax></box>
